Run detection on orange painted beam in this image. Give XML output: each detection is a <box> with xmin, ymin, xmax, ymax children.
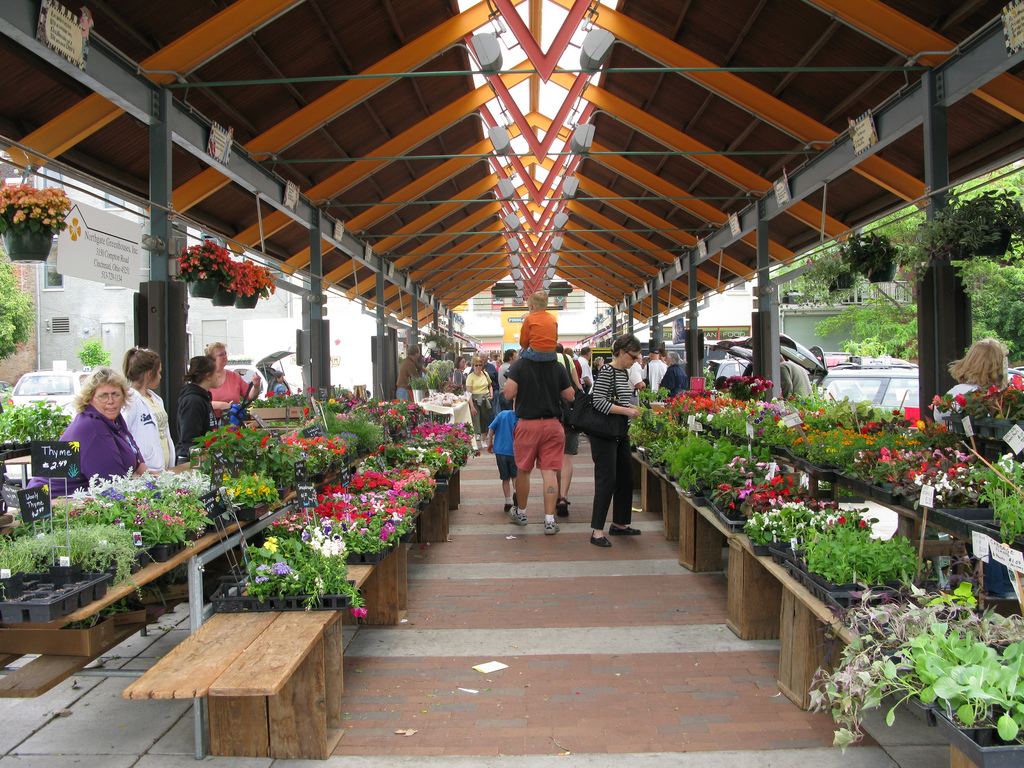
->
<box><xmin>9</xmin><ymin>0</ymin><xmax>304</xmax><ymax>167</ymax></box>
<box><xmin>408</xmin><ymin>230</ymin><xmax>504</xmax><ymax>278</ymax></box>
<box><xmin>549</xmin><ymin>0</ymin><xmax>924</xmax><ymax>201</ymax></box>
<box><xmin>231</xmin><ymin>67</ymin><xmax>532</xmax><ymax>249</ymax></box>
<box><xmin>172</xmin><ymin>0</ymin><xmax>526</xmax><ymax>212</ymax></box>
<box><xmin>562</xmin><ymin>225</ymin><xmax>660</xmax><ymax>277</ymax></box>
<box><xmin>804</xmin><ymin>0</ymin><xmax>1024</xmax><ymax>123</ymax></box>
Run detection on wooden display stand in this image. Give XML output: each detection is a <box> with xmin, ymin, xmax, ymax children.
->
<box><xmin>641</xmin><ymin>464</ymin><xmax>663</xmax><ymax>518</ymax></box>
<box><xmin>777</xmin><ymin>588</ymin><xmax>838</xmax><ymax>710</ymax></box>
<box><xmin>678</xmin><ymin>498</ymin><xmax>726</xmax><ymax>572</ymax></box>
<box><xmin>725</xmin><ymin>537</ymin><xmax>781</xmax><ymax>640</ymax></box>
<box><xmin>125</xmin><ymin>611</ymin><xmax>345</xmax><ymax>759</ymax></box>
<box><xmin>350</xmin><ymin>545</ymin><xmax>404</xmax><ymax>625</ymax></box>
<box><xmin>416</xmin><ymin>482</ymin><xmax>449</xmax><ymax>543</ymax></box>
<box><xmin>660</xmin><ymin>476</ymin><xmax>680</xmax><ymax>541</ymax></box>
<box><xmin>448</xmin><ymin>469</ymin><xmax>460</xmax><ymax>511</ymax></box>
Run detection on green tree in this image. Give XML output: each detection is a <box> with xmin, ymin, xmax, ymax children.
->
<box><xmin>77</xmin><ymin>338</ymin><xmax>111</xmax><ymax>369</ymax></box>
<box><xmin>959</xmin><ymin>258</ymin><xmax>1024</xmax><ymax>362</ymax></box>
<box><xmin>814</xmin><ymin>299</ymin><xmax>918</xmax><ymax>360</ymax></box>
<box><xmin>0</xmin><ymin>258</ymin><xmax>34</xmax><ymax>361</ymax></box>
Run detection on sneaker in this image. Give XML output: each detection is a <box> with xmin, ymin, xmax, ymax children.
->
<box><xmin>555</xmin><ymin>497</ymin><xmax>570</xmax><ymax>517</ymax></box>
<box><xmin>544</xmin><ymin>520</ymin><xmax>560</xmax><ymax>535</ymax></box>
<box><xmin>509</xmin><ymin>508</ymin><xmax>527</xmax><ymax>526</ymax></box>
<box><xmin>503</xmin><ymin>503</ymin><xmax>513</xmax><ymax>514</ymax></box>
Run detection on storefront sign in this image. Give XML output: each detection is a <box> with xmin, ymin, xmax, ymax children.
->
<box><xmin>57</xmin><ymin>201</ymin><xmax>142</xmax><ymax>290</ymax></box>
<box><xmin>37</xmin><ymin>0</ymin><xmax>92</xmax><ymax>70</ymax></box>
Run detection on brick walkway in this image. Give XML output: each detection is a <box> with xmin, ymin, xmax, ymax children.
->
<box><xmin>335</xmin><ymin>440</ymin><xmax>862</xmax><ymax>758</ymax></box>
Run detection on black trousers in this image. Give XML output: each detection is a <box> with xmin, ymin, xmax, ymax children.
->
<box><xmin>589</xmin><ymin>435</ymin><xmax>634</xmax><ymax>530</ymax></box>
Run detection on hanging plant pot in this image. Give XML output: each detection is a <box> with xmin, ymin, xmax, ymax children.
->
<box><xmin>1</xmin><ymin>228</ymin><xmax>54</xmax><ymax>263</ymax></box>
<box><xmin>973</xmin><ymin>229</ymin><xmax>1011</xmax><ymax>257</ymax></box>
<box><xmin>829</xmin><ymin>273</ymin><xmax>855</xmax><ymax>292</ymax></box>
<box><xmin>867</xmin><ymin>262</ymin><xmax>897</xmax><ymax>283</ymax></box>
<box><xmin>210</xmin><ymin>285</ymin><xmax>238</xmax><ymax>306</ymax></box>
<box><xmin>187</xmin><ymin>277</ymin><xmax>220</xmax><ymax>298</ymax></box>
<box><xmin>234</xmin><ymin>293</ymin><xmax>259</xmax><ymax>309</ymax></box>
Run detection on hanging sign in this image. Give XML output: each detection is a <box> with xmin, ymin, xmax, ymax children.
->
<box><xmin>284</xmin><ymin>181</ymin><xmax>299</xmax><ymax>211</ymax></box>
<box><xmin>697</xmin><ymin>239</ymin><xmax>708</xmax><ymax>259</ymax></box>
<box><xmin>57</xmin><ymin>202</ymin><xmax>143</xmax><ymax>290</ymax></box>
<box><xmin>728</xmin><ymin>212</ymin><xmax>741</xmax><ymax>237</ymax></box>
<box><xmin>31</xmin><ymin>441</ymin><xmax>81</xmax><ymax>479</ymax></box>
<box><xmin>774</xmin><ymin>169</ymin><xmax>791</xmax><ymax>207</ymax></box>
<box><xmin>333</xmin><ymin>220</ymin><xmax>346</xmax><ymax>241</ymax></box>
<box><xmin>848</xmin><ymin>111</ymin><xmax>878</xmax><ymax>155</ymax></box>
<box><xmin>1004</xmin><ymin>1</ymin><xmax>1024</xmax><ymax>55</ymax></box>
<box><xmin>207</xmin><ymin>122</ymin><xmax>233</xmax><ymax>165</ymax></box>
<box><xmin>37</xmin><ymin>0</ymin><xmax>92</xmax><ymax>70</ymax></box>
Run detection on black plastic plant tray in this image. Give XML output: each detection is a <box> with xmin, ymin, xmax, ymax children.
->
<box><xmin>752</xmin><ymin>541</ymin><xmax>790</xmax><ymax>557</ymax></box>
<box><xmin>707</xmin><ymin>500</ymin><xmax>747</xmax><ymax>533</ymax></box>
<box><xmin>148</xmin><ymin>542</ymin><xmax>185</xmax><ymax>563</ymax></box>
<box><xmin>934</xmin><ymin>710</ymin><xmax>1024</xmax><ymax>768</ymax></box>
<box><xmin>869</xmin><ymin>483</ymin><xmax>901</xmax><ymax>505</ymax></box>
<box><xmin>903</xmin><ymin>695</ymin><xmax>938</xmax><ymax>727</ymax></box>
<box><xmin>210</xmin><ymin>577</ymin><xmax>354</xmax><ymax>614</ymax></box>
<box><xmin>346</xmin><ymin>542</ymin><xmax>397</xmax><ymax>565</ymax></box>
<box><xmin>0</xmin><ymin>572</ymin><xmax>111</xmax><ymax>624</ymax></box>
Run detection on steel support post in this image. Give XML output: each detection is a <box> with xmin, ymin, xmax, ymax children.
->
<box><xmin>374</xmin><ymin>261</ymin><xmax>386</xmax><ymax>398</ymax></box>
<box><xmin>628</xmin><ymin>302</ymin><xmax>634</xmax><ymax>335</ymax></box>
<box><xmin>918</xmin><ymin>70</ymin><xmax>968</xmax><ymax>411</ymax></box>
<box><xmin>752</xmin><ymin>209</ymin><xmax>780</xmax><ymax>397</ymax></box>
<box><xmin>410</xmin><ymin>291</ymin><xmax>418</xmax><ymax>343</ymax></box>
<box><xmin>610</xmin><ymin>308</ymin><xmax>617</xmax><ymax>343</ymax></box>
<box><xmin>685</xmin><ymin>257</ymin><xmax>702</xmax><ymax>380</ymax></box>
<box><xmin>650</xmin><ymin>283</ymin><xmax>661</xmax><ymax>347</ymax></box>
<box><xmin>308</xmin><ymin>216</ymin><xmax>328</xmax><ymax>394</ymax></box>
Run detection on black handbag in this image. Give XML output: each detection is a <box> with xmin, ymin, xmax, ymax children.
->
<box><xmin>567</xmin><ymin>368</ymin><xmax>628</xmax><ymax>440</ymax></box>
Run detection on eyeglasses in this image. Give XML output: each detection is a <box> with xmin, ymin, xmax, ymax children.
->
<box><xmin>94</xmin><ymin>392</ymin><xmax>123</xmax><ymax>403</ymax></box>
<box><xmin>473</xmin><ymin>363</ymin><xmax>484</xmax><ymax>367</ymax></box>
<box><xmin>627</xmin><ymin>351</ymin><xmax>641</xmax><ymax>361</ymax></box>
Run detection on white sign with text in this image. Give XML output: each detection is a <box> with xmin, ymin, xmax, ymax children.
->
<box><xmin>57</xmin><ymin>202</ymin><xmax>142</xmax><ymax>290</ymax></box>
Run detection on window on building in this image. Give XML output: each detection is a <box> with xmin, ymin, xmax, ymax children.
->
<box><xmin>43</xmin><ymin>264</ymin><xmax>63</xmax><ymax>290</ymax></box>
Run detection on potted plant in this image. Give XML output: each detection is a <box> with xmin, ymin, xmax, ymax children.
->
<box><xmin>423</xmin><ymin>328</ymin><xmax>453</xmax><ymax>353</ymax></box>
<box><xmin>840</xmin><ymin>232</ymin><xmax>903</xmax><ymax>283</ymax></box>
<box><xmin>425</xmin><ymin>360</ymin><xmax>454</xmax><ymax>394</ymax></box>
<box><xmin>0</xmin><ymin>183</ymin><xmax>71</xmax><ymax>262</ymax></box>
<box><xmin>232</xmin><ymin>260</ymin><xmax>276</xmax><ymax>309</ymax></box>
<box><xmin>408</xmin><ymin>376</ymin><xmax>429</xmax><ymax>402</ymax></box>
<box><xmin>175</xmin><ymin>241</ymin><xmax>238</xmax><ymax>300</ymax></box>
<box><xmin>916</xmin><ymin>189</ymin><xmax>1024</xmax><ymax>263</ymax></box>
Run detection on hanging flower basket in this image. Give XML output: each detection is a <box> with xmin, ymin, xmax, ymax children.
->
<box><xmin>0</xmin><ymin>184</ymin><xmax>71</xmax><ymax>263</ymax></box>
<box><xmin>211</xmin><ymin>284</ymin><xmax>238</xmax><ymax>306</ymax></box>
<box><xmin>1</xmin><ymin>228</ymin><xmax>54</xmax><ymax>263</ymax></box>
<box><xmin>235</xmin><ymin>293</ymin><xmax>260</xmax><ymax>309</ymax></box>
<box><xmin>188</xmin><ymin>277</ymin><xmax>220</xmax><ymax>298</ymax></box>
<box><xmin>867</xmin><ymin>262</ymin><xmax>897</xmax><ymax>283</ymax></box>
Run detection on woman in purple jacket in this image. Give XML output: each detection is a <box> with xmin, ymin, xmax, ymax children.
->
<box><xmin>30</xmin><ymin>367</ymin><xmax>147</xmax><ymax>495</ymax></box>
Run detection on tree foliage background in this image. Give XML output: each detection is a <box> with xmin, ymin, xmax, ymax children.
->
<box><xmin>0</xmin><ymin>257</ymin><xmax>34</xmax><ymax>361</ymax></box>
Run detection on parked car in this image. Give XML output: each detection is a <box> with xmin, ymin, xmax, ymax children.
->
<box><xmin>7</xmin><ymin>370</ymin><xmax>90</xmax><ymax>414</ymax></box>
<box><xmin>821</xmin><ymin>357</ymin><xmax>919</xmax><ymax>409</ymax></box>
<box><xmin>226</xmin><ymin>351</ymin><xmax>301</xmax><ymax>398</ymax></box>
<box><xmin>706</xmin><ymin>334</ymin><xmax>829</xmax><ymax>386</ymax></box>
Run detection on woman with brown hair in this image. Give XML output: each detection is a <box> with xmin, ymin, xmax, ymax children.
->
<box><xmin>175</xmin><ymin>355</ymin><xmax>225</xmax><ymax>465</ymax></box>
<box><xmin>122</xmin><ymin>347</ymin><xmax>175</xmax><ymax>470</ymax></box>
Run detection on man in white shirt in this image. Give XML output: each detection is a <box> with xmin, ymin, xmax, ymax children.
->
<box><xmin>647</xmin><ymin>344</ymin><xmax>668</xmax><ymax>394</ymax></box>
<box><xmin>628</xmin><ymin>357</ymin><xmax>646</xmax><ymax>405</ymax></box>
<box><xmin>577</xmin><ymin>346</ymin><xmax>594</xmax><ymax>392</ymax></box>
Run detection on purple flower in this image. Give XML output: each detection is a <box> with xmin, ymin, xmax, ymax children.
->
<box><xmin>301</xmin><ymin>530</ymin><xmax>310</xmax><ymax>542</ymax></box>
<box><xmin>256</xmin><ymin>564</ymin><xmax>270</xmax><ymax>573</ymax></box>
<box><xmin>254</xmin><ymin>576</ymin><xmax>270</xmax><ymax>584</ymax></box>
<box><xmin>271</xmin><ymin>563</ymin><xmax>293</xmax><ymax>576</ymax></box>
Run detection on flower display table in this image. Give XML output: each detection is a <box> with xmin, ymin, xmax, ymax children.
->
<box><xmin>677</xmin><ymin>496</ymin><xmax>728</xmax><ymax>572</ymax></box>
<box><xmin>725</xmin><ymin>536</ymin><xmax>783</xmax><ymax>641</ymax></box>
<box><xmin>418</xmin><ymin>399</ymin><xmax>472</xmax><ymax>426</ymax></box>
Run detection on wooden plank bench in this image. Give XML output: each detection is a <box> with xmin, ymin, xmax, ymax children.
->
<box><xmin>124</xmin><ymin>610</ymin><xmax>345</xmax><ymax>759</ymax></box>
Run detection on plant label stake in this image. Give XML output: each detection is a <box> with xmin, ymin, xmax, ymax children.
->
<box><xmin>962</xmin><ymin>417</ymin><xmax>974</xmax><ymax>438</ymax></box>
<box><xmin>766</xmin><ymin>462</ymin><xmax>778</xmax><ymax>481</ymax></box>
<box><xmin>916</xmin><ymin>484</ymin><xmax>935</xmax><ymax>579</ymax></box>
<box><xmin>1004</xmin><ymin>423</ymin><xmax>1024</xmax><ymax>455</ymax></box>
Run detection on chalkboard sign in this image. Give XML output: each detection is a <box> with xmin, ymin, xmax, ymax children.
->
<box><xmin>318</xmin><ymin>387</ymin><xmax>329</xmax><ymax>401</ymax></box>
<box><xmin>301</xmin><ymin>423</ymin><xmax>326</xmax><ymax>439</ymax></box>
<box><xmin>297</xmin><ymin>481</ymin><xmax>317</xmax><ymax>510</ymax></box>
<box><xmin>337</xmin><ymin>465</ymin><xmax>352</xmax><ymax>487</ymax></box>
<box><xmin>294</xmin><ymin>459</ymin><xmax>308</xmax><ymax>482</ymax></box>
<box><xmin>31</xmin><ymin>441</ymin><xmax>81</xmax><ymax>479</ymax></box>
<box><xmin>1</xmin><ymin>484</ymin><xmax>21</xmax><ymax>510</ymax></box>
<box><xmin>18</xmin><ymin>485</ymin><xmax>51</xmax><ymax>522</ymax></box>
<box><xmin>201</xmin><ymin>489</ymin><xmax>223</xmax><ymax>518</ymax></box>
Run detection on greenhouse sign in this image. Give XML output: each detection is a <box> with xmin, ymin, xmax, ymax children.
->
<box><xmin>57</xmin><ymin>202</ymin><xmax>142</xmax><ymax>290</ymax></box>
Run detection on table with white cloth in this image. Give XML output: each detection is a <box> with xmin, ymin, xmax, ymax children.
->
<box><xmin>418</xmin><ymin>399</ymin><xmax>472</xmax><ymax>425</ymax></box>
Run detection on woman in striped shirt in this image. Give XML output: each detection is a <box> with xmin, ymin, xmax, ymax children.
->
<box><xmin>589</xmin><ymin>333</ymin><xmax>642</xmax><ymax>547</ymax></box>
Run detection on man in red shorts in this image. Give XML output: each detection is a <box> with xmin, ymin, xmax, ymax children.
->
<box><xmin>503</xmin><ymin>354</ymin><xmax>574</xmax><ymax>535</ymax></box>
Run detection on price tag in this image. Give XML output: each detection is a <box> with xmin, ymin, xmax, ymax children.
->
<box><xmin>687</xmin><ymin>414</ymin><xmax>696</xmax><ymax>430</ymax></box>
<box><xmin>338</xmin><ymin>466</ymin><xmax>352</xmax><ymax>487</ymax></box>
<box><xmin>962</xmin><ymin>417</ymin><xmax>974</xmax><ymax>438</ymax></box>
<box><xmin>990</xmin><ymin>541</ymin><xmax>1024</xmax><ymax>572</ymax></box>
<box><xmin>746</xmin><ymin>422</ymin><xmax>755</xmax><ymax>439</ymax></box>
<box><xmin>302</xmin><ymin>423</ymin><xmax>326</xmax><ymax>439</ymax></box>
<box><xmin>201</xmin><ymin>489</ymin><xmax>223</xmax><ymax>518</ymax></box>
<box><xmin>30</xmin><ymin>440</ymin><xmax>81</xmax><ymax>479</ymax></box>
<box><xmin>919</xmin><ymin>484</ymin><xmax>935</xmax><ymax>509</ymax></box>
<box><xmin>1005</xmin><ymin>423</ymin><xmax>1024</xmax><ymax>454</ymax></box>
<box><xmin>17</xmin><ymin>485</ymin><xmax>51</xmax><ymax>522</ymax></box>
<box><xmin>297</xmin><ymin>481</ymin><xmax>317</xmax><ymax>510</ymax></box>
<box><xmin>1</xmin><ymin>569</ymin><xmax>11</xmax><ymax>579</ymax></box>
<box><xmin>318</xmin><ymin>386</ymin><xmax>329</xmax><ymax>401</ymax></box>
<box><xmin>692</xmin><ymin>421</ymin><xmax>703</xmax><ymax>433</ymax></box>
<box><xmin>766</xmin><ymin>462</ymin><xmax>778</xmax><ymax>481</ymax></box>
<box><xmin>132</xmin><ymin>531</ymin><xmax>143</xmax><ymax>547</ymax></box>
<box><xmin>1</xmin><ymin>484</ymin><xmax>20</xmax><ymax>509</ymax></box>
<box><xmin>782</xmin><ymin>412</ymin><xmax>803</xmax><ymax>428</ymax></box>
<box><xmin>294</xmin><ymin>459</ymin><xmax>308</xmax><ymax>482</ymax></box>
<box><xmin>973</xmin><ymin>531</ymin><xmax>993</xmax><ymax>563</ymax></box>
<box><xmin>58</xmin><ymin>556</ymin><xmax>70</xmax><ymax>568</ymax></box>
<box><xmin>790</xmin><ymin>537</ymin><xmax>799</xmax><ymax>551</ymax></box>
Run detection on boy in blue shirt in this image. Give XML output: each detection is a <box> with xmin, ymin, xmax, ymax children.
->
<box><xmin>486</xmin><ymin>407</ymin><xmax>519</xmax><ymax>513</ymax></box>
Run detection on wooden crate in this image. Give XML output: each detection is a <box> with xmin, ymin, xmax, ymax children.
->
<box><xmin>725</xmin><ymin>539</ymin><xmax>781</xmax><ymax>640</ymax></box>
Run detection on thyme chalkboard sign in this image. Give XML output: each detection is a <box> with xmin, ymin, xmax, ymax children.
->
<box><xmin>18</xmin><ymin>485</ymin><xmax>51</xmax><ymax>522</ymax></box>
<box><xmin>31</xmin><ymin>441</ymin><xmax>81</xmax><ymax>479</ymax></box>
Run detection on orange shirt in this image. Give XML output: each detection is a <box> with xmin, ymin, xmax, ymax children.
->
<box><xmin>519</xmin><ymin>310</ymin><xmax>557</xmax><ymax>352</ymax></box>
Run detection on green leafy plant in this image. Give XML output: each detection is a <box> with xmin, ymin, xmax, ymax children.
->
<box><xmin>840</xmin><ymin>232</ymin><xmax>903</xmax><ymax>280</ymax></box>
<box><xmin>803</xmin><ymin>524</ymin><xmax>915</xmax><ymax>586</ymax></box>
<box><xmin>408</xmin><ymin>376</ymin><xmax>428</xmax><ymax>391</ymax></box>
<box><xmin>77</xmin><ymin>338</ymin><xmax>111</xmax><ymax>368</ymax></box>
<box><xmin>978</xmin><ymin>454</ymin><xmax>1024</xmax><ymax>544</ymax></box>
<box><xmin>223</xmin><ymin>473</ymin><xmax>281</xmax><ymax>510</ymax></box>
<box><xmin>0</xmin><ymin>399</ymin><xmax>71</xmax><ymax>442</ymax></box>
<box><xmin>919</xmin><ymin>189</ymin><xmax>1024</xmax><ymax>261</ymax></box>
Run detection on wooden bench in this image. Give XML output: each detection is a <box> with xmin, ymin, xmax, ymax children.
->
<box><xmin>416</xmin><ymin>480</ymin><xmax>449</xmax><ymax>543</ymax></box>
<box><xmin>678</xmin><ymin>497</ymin><xmax>729</xmax><ymax>572</ymax></box>
<box><xmin>348</xmin><ymin>543</ymin><xmax>407</xmax><ymax>625</ymax></box>
<box><xmin>124</xmin><ymin>610</ymin><xmax>345</xmax><ymax>759</ymax></box>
